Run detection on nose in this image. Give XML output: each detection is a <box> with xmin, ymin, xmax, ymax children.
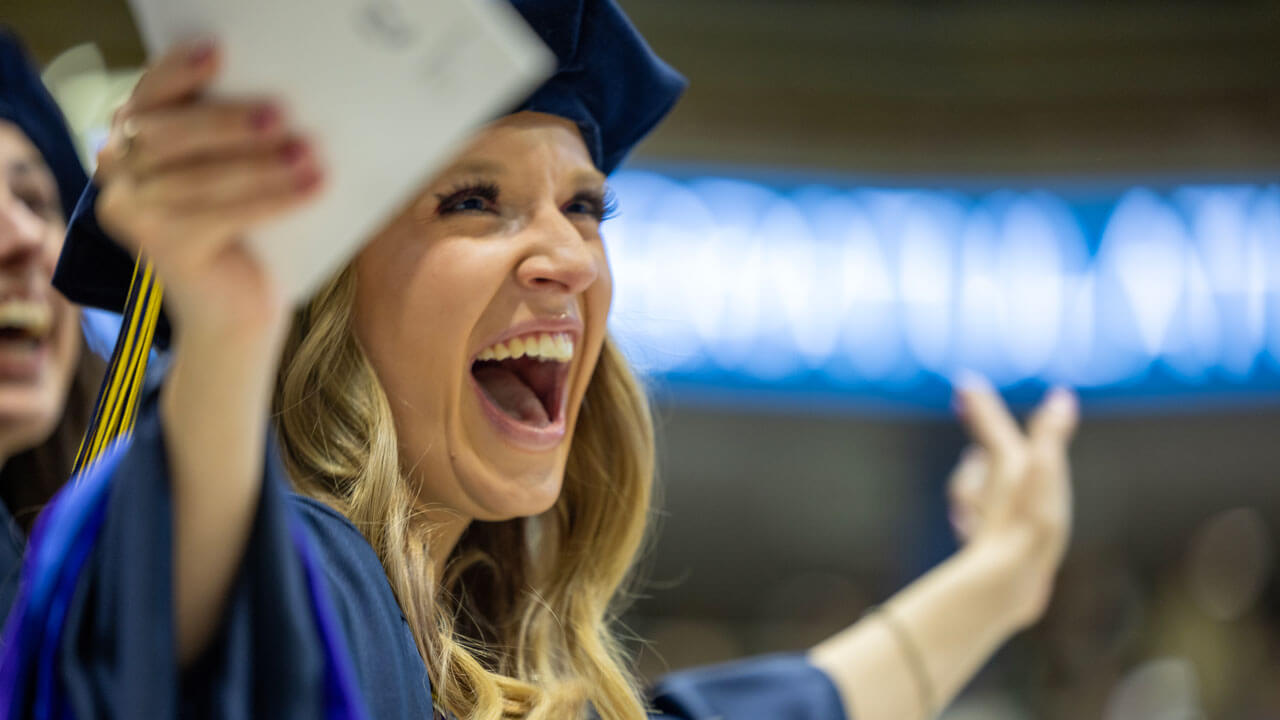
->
<box><xmin>0</xmin><ymin>192</ymin><xmax>50</xmax><ymax>277</ymax></box>
<box><xmin>515</xmin><ymin>208</ymin><xmax>599</xmax><ymax>296</ymax></box>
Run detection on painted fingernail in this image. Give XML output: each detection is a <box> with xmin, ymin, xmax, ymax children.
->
<box><xmin>250</xmin><ymin>105</ymin><xmax>280</xmax><ymax>132</ymax></box>
<box><xmin>187</xmin><ymin>41</ymin><xmax>216</xmax><ymax>66</ymax></box>
<box><xmin>280</xmin><ymin>139</ymin><xmax>308</xmax><ymax>164</ymax></box>
<box><xmin>296</xmin><ymin>167</ymin><xmax>322</xmax><ymax>191</ymax></box>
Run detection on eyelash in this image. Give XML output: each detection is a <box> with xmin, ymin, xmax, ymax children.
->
<box><xmin>435</xmin><ymin>183</ymin><xmax>619</xmax><ymax>223</ymax></box>
<box><xmin>569</xmin><ymin>189</ymin><xmax>619</xmax><ymax>223</ymax></box>
<box><xmin>436</xmin><ymin>182</ymin><xmax>500</xmax><ymax>215</ymax></box>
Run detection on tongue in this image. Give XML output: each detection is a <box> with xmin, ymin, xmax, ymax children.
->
<box><xmin>473</xmin><ymin>365</ymin><xmax>550</xmax><ymax>426</ymax></box>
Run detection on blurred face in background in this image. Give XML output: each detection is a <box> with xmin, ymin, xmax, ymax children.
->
<box><xmin>353</xmin><ymin>112</ymin><xmax>613</xmax><ymax>523</ymax></box>
<box><xmin>0</xmin><ymin>121</ymin><xmax>81</xmax><ymax>463</ymax></box>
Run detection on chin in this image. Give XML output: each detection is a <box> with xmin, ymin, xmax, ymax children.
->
<box><xmin>0</xmin><ymin>308</ymin><xmax>82</xmax><ymax>457</ymax></box>
<box><xmin>454</xmin><ymin>450</ymin><xmax>568</xmax><ymax>522</ymax></box>
<box><xmin>0</xmin><ymin>385</ymin><xmax>64</xmax><ymax>453</ymax></box>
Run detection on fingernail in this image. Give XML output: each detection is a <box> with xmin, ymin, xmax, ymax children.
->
<box><xmin>951</xmin><ymin>369</ymin><xmax>990</xmax><ymax>393</ymax></box>
<box><xmin>250</xmin><ymin>105</ymin><xmax>280</xmax><ymax>132</ymax></box>
<box><xmin>280</xmin><ymin>139</ymin><xmax>308</xmax><ymax>164</ymax></box>
<box><xmin>1047</xmin><ymin>387</ymin><xmax>1077</xmax><ymax>414</ymax></box>
<box><xmin>187</xmin><ymin>41</ymin><xmax>216</xmax><ymax>66</ymax></box>
<box><xmin>296</xmin><ymin>167</ymin><xmax>322</xmax><ymax>191</ymax></box>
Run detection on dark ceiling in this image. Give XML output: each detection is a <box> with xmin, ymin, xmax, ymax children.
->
<box><xmin>7</xmin><ymin>0</ymin><xmax>1280</xmax><ymax>175</ymax></box>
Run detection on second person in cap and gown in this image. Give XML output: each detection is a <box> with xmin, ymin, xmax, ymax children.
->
<box><xmin>0</xmin><ymin>30</ymin><xmax>105</xmax><ymax>618</ymax></box>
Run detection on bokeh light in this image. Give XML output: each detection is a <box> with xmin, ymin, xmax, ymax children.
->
<box><xmin>606</xmin><ymin>171</ymin><xmax>1280</xmax><ymax>411</ymax></box>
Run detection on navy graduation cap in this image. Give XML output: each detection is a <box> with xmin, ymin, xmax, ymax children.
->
<box><xmin>0</xmin><ymin>28</ymin><xmax>90</xmax><ymax>225</ymax></box>
<box><xmin>513</xmin><ymin>0</ymin><xmax>685</xmax><ymax>177</ymax></box>
<box><xmin>50</xmin><ymin>0</ymin><xmax>685</xmax><ymax>473</ymax></box>
<box><xmin>51</xmin><ymin>0</ymin><xmax>687</xmax><ymax>341</ymax></box>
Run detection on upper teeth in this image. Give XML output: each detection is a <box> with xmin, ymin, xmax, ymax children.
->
<box><xmin>0</xmin><ymin>300</ymin><xmax>50</xmax><ymax>338</ymax></box>
<box><xmin>477</xmin><ymin>332</ymin><xmax>574</xmax><ymax>362</ymax></box>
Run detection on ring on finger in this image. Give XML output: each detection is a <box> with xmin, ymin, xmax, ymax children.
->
<box><xmin>118</xmin><ymin>117</ymin><xmax>142</xmax><ymax>163</ymax></box>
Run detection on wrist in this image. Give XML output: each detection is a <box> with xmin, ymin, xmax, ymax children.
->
<box><xmin>160</xmin><ymin>264</ymin><xmax>290</xmax><ymax>352</ymax></box>
<box><xmin>948</xmin><ymin>537</ymin><xmax>1040</xmax><ymax>635</ymax></box>
<box><xmin>168</xmin><ymin>290</ymin><xmax>290</xmax><ymax>355</ymax></box>
<box><xmin>166</xmin><ymin>307</ymin><xmax>288</xmax><ymax>414</ymax></box>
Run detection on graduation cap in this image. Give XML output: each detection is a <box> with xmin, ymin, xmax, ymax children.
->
<box><xmin>51</xmin><ymin>0</ymin><xmax>686</xmax><ymax>470</ymax></box>
<box><xmin>0</xmin><ymin>29</ymin><xmax>90</xmax><ymax>229</ymax></box>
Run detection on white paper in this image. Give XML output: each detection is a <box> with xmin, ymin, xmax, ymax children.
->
<box><xmin>126</xmin><ymin>0</ymin><xmax>553</xmax><ymax>302</ymax></box>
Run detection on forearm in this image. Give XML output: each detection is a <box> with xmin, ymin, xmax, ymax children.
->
<box><xmin>809</xmin><ymin>543</ymin><xmax>1026</xmax><ymax>720</ymax></box>
<box><xmin>162</xmin><ymin>318</ymin><xmax>284</xmax><ymax>664</ymax></box>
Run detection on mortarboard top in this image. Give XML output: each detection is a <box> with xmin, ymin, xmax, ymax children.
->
<box><xmin>0</xmin><ymin>28</ymin><xmax>90</xmax><ymax>224</ymax></box>
<box><xmin>51</xmin><ymin>0</ymin><xmax>687</xmax><ymax>336</ymax></box>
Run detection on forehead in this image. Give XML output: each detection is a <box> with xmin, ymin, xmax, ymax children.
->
<box><xmin>440</xmin><ymin>112</ymin><xmax>603</xmax><ymax>185</ymax></box>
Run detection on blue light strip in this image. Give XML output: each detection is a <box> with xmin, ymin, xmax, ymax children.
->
<box><xmin>604</xmin><ymin>171</ymin><xmax>1280</xmax><ymax>411</ymax></box>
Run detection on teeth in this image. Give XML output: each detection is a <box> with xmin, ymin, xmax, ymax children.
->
<box><xmin>476</xmin><ymin>332</ymin><xmax>575</xmax><ymax>363</ymax></box>
<box><xmin>0</xmin><ymin>300</ymin><xmax>51</xmax><ymax>338</ymax></box>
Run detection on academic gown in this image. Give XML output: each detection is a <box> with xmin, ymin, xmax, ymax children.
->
<box><xmin>0</xmin><ymin>498</ymin><xmax>23</xmax><ymax>622</ymax></box>
<box><xmin>0</xmin><ymin>390</ymin><xmax>848</xmax><ymax>719</ymax></box>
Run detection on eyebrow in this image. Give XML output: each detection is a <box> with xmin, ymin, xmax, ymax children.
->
<box><xmin>438</xmin><ymin>159</ymin><xmax>506</xmax><ymax>179</ymax></box>
<box><xmin>569</xmin><ymin>168</ymin><xmax>607</xmax><ymax>191</ymax></box>
<box><xmin>436</xmin><ymin>161</ymin><xmax>606</xmax><ymax>190</ymax></box>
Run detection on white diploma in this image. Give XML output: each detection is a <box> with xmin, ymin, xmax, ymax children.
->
<box><xmin>126</xmin><ymin>0</ymin><xmax>553</xmax><ymax>303</ymax></box>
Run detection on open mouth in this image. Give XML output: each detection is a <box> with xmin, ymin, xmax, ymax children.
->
<box><xmin>0</xmin><ymin>300</ymin><xmax>51</xmax><ymax>349</ymax></box>
<box><xmin>0</xmin><ymin>299</ymin><xmax>54</xmax><ymax>380</ymax></box>
<box><xmin>470</xmin><ymin>332</ymin><xmax>574</xmax><ymax>431</ymax></box>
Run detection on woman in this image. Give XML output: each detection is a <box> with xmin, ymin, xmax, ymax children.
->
<box><xmin>0</xmin><ymin>31</ymin><xmax>104</xmax><ymax>615</ymax></box>
<box><xmin>4</xmin><ymin>2</ymin><xmax>1077</xmax><ymax>719</ymax></box>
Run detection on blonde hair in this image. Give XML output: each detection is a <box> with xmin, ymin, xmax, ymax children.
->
<box><xmin>273</xmin><ymin>267</ymin><xmax>654</xmax><ymax>719</ymax></box>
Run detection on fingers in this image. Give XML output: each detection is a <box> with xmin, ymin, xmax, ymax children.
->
<box><xmin>953</xmin><ymin>377</ymin><xmax>1080</xmax><ymax>527</ymax></box>
<box><xmin>1026</xmin><ymin>388</ymin><xmax>1077</xmax><ymax>535</ymax></box>
<box><xmin>135</xmin><ymin>140</ymin><xmax>317</xmax><ymax>210</ymax></box>
<box><xmin>948</xmin><ymin>446</ymin><xmax>987</xmax><ymax>506</ymax></box>
<box><xmin>129</xmin><ymin>39</ymin><xmax>219</xmax><ymax>114</ymax></box>
<box><xmin>1027</xmin><ymin>387</ymin><xmax>1079</xmax><ymax>450</ymax></box>
<box><xmin>97</xmin><ymin>138</ymin><xmax>323</xmax><ymax>261</ymax></box>
<box><xmin>97</xmin><ymin>40</ymin><xmax>226</xmax><ymax>179</ymax></box>
<box><xmin>947</xmin><ymin>446</ymin><xmax>988</xmax><ymax>541</ymax></box>
<box><xmin>105</xmin><ymin>172</ymin><xmax>322</xmax><ymax>265</ymax></box>
<box><xmin>178</xmin><ymin>176</ymin><xmax>322</xmax><ymax>244</ymax></box>
<box><xmin>121</xmin><ymin>101</ymin><xmax>287</xmax><ymax>175</ymax></box>
<box><xmin>953</xmin><ymin>373</ymin><xmax>1023</xmax><ymax>460</ymax></box>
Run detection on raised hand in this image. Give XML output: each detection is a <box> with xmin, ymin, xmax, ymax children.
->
<box><xmin>94</xmin><ymin>39</ymin><xmax>323</xmax><ymax>341</ymax></box>
<box><xmin>86</xmin><ymin>40</ymin><xmax>326</xmax><ymax>662</ymax></box>
<box><xmin>948</xmin><ymin>378</ymin><xmax>1078</xmax><ymax>629</ymax></box>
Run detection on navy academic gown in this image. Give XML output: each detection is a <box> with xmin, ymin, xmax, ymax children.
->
<box><xmin>1</xmin><ymin>391</ymin><xmax>848</xmax><ymax>719</ymax></box>
<box><xmin>0</xmin><ymin>499</ymin><xmax>23</xmax><ymax>621</ymax></box>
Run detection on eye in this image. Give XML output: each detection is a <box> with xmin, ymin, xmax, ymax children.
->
<box><xmin>564</xmin><ymin>189</ymin><xmax>618</xmax><ymax>223</ymax></box>
<box><xmin>451</xmin><ymin>196</ymin><xmax>489</xmax><ymax>212</ymax></box>
<box><xmin>436</xmin><ymin>182</ymin><xmax>500</xmax><ymax>216</ymax></box>
<box><xmin>15</xmin><ymin>190</ymin><xmax>54</xmax><ymax>218</ymax></box>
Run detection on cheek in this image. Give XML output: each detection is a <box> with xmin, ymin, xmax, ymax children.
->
<box><xmin>586</xmin><ymin>249</ymin><xmax>613</xmax><ymax>334</ymax></box>
<box><xmin>43</xmin><ymin>223</ymin><xmax>66</xmax><ymax>274</ymax></box>
<box><xmin>352</xmin><ymin>237</ymin><xmax>512</xmax><ymax>420</ymax></box>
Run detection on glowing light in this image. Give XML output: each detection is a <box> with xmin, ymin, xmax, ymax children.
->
<box><xmin>896</xmin><ymin>193</ymin><xmax>962</xmax><ymax>374</ymax></box>
<box><xmin>603</xmin><ymin>173</ymin><xmax>1280</xmax><ymax>407</ymax></box>
<box><xmin>997</xmin><ymin>193</ymin><xmax>1076</xmax><ymax>381</ymax></box>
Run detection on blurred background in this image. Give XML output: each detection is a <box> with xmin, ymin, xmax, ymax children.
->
<box><xmin>8</xmin><ymin>0</ymin><xmax>1280</xmax><ymax>717</ymax></box>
